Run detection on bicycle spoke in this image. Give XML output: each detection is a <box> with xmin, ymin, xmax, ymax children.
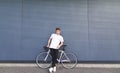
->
<box><xmin>61</xmin><ymin>53</ymin><xmax>77</xmax><ymax>69</ymax></box>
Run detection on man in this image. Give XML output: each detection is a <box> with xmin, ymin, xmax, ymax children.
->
<box><xmin>47</xmin><ymin>28</ymin><xmax>64</xmax><ymax>73</ymax></box>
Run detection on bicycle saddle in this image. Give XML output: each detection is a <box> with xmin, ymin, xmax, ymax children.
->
<box><xmin>60</xmin><ymin>45</ymin><xmax>67</xmax><ymax>51</ymax></box>
<box><xmin>62</xmin><ymin>45</ymin><xmax>67</xmax><ymax>48</ymax></box>
<box><xmin>43</xmin><ymin>46</ymin><xmax>49</xmax><ymax>51</ymax></box>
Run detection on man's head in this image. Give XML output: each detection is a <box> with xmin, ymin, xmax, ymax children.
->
<box><xmin>55</xmin><ymin>28</ymin><xmax>61</xmax><ymax>35</ymax></box>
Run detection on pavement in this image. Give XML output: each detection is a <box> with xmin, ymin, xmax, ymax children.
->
<box><xmin>0</xmin><ymin>63</ymin><xmax>120</xmax><ymax>73</ymax></box>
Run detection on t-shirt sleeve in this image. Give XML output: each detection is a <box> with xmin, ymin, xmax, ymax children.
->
<box><xmin>60</xmin><ymin>36</ymin><xmax>64</xmax><ymax>42</ymax></box>
<box><xmin>50</xmin><ymin>34</ymin><xmax>54</xmax><ymax>39</ymax></box>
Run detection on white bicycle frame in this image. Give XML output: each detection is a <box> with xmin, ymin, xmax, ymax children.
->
<box><xmin>44</xmin><ymin>49</ymin><xmax>70</xmax><ymax>63</ymax></box>
<box><xmin>44</xmin><ymin>49</ymin><xmax>50</xmax><ymax>61</ymax></box>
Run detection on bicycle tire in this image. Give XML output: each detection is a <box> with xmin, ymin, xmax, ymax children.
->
<box><xmin>61</xmin><ymin>53</ymin><xmax>77</xmax><ymax>69</ymax></box>
<box><xmin>36</xmin><ymin>52</ymin><xmax>52</xmax><ymax>68</ymax></box>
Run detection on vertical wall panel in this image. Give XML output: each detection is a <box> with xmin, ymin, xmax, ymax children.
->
<box><xmin>88</xmin><ymin>0</ymin><xmax>120</xmax><ymax>61</ymax></box>
<box><xmin>0</xmin><ymin>0</ymin><xmax>22</xmax><ymax>60</ymax></box>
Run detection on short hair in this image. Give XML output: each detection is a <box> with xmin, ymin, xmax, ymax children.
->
<box><xmin>56</xmin><ymin>28</ymin><xmax>61</xmax><ymax>31</ymax></box>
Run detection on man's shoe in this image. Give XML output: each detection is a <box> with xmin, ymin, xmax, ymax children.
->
<box><xmin>49</xmin><ymin>67</ymin><xmax>53</xmax><ymax>73</ymax></box>
<box><xmin>53</xmin><ymin>66</ymin><xmax>56</xmax><ymax>72</ymax></box>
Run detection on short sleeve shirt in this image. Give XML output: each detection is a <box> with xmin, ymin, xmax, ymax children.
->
<box><xmin>49</xmin><ymin>33</ymin><xmax>64</xmax><ymax>49</ymax></box>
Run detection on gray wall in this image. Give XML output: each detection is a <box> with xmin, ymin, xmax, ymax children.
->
<box><xmin>0</xmin><ymin>0</ymin><xmax>120</xmax><ymax>61</ymax></box>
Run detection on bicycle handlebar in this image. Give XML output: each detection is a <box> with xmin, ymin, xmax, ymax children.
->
<box><xmin>43</xmin><ymin>45</ymin><xmax>67</xmax><ymax>51</ymax></box>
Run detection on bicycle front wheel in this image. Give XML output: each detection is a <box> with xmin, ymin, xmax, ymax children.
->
<box><xmin>36</xmin><ymin>52</ymin><xmax>52</xmax><ymax>68</ymax></box>
<box><xmin>61</xmin><ymin>53</ymin><xmax>77</xmax><ymax>69</ymax></box>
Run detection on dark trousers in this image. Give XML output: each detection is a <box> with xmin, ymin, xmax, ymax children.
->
<box><xmin>50</xmin><ymin>48</ymin><xmax>58</xmax><ymax>67</ymax></box>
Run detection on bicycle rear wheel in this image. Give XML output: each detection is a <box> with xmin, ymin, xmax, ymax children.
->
<box><xmin>36</xmin><ymin>52</ymin><xmax>52</xmax><ymax>68</ymax></box>
<box><xmin>61</xmin><ymin>53</ymin><xmax>77</xmax><ymax>69</ymax></box>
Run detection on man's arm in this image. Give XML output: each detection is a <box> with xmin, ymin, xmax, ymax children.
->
<box><xmin>47</xmin><ymin>38</ymin><xmax>52</xmax><ymax>47</ymax></box>
<box><xmin>47</xmin><ymin>34</ymin><xmax>53</xmax><ymax>47</ymax></box>
<box><xmin>57</xmin><ymin>42</ymin><xmax>64</xmax><ymax>49</ymax></box>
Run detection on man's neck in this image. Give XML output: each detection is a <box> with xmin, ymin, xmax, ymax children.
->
<box><xmin>55</xmin><ymin>33</ymin><xmax>60</xmax><ymax>35</ymax></box>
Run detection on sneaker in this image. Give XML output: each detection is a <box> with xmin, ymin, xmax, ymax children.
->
<box><xmin>53</xmin><ymin>66</ymin><xmax>56</xmax><ymax>72</ymax></box>
<box><xmin>49</xmin><ymin>67</ymin><xmax>53</xmax><ymax>73</ymax></box>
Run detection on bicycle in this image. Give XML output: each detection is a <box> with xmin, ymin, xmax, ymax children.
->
<box><xmin>36</xmin><ymin>45</ymin><xmax>77</xmax><ymax>69</ymax></box>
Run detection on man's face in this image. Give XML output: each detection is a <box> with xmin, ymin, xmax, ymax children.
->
<box><xmin>55</xmin><ymin>30</ymin><xmax>61</xmax><ymax>35</ymax></box>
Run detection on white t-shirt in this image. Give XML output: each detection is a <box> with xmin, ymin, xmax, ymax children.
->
<box><xmin>49</xmin><ymin>33</ymin><xmax>64</xmax><ymax>49</ymax></box>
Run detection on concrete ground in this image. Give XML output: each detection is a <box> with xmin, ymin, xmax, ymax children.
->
<box><xmin>0</xmin><ymin>63</ymin><xmax>120</xmax><ymax>73</ymax></box>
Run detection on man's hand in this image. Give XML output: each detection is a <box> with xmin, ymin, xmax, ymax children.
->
<box><xmin>57</xmin><ymin>45</ymin><xmax>61</xmax><ymax>49</ymax></box>
<box><xmin>47</xmin><ymin>44</ymin><xmax>49</xmax><ymax>48</ymax></box>
<box><xmin>57</xmin><ymin>42</ymin><xmax>64</xmax><ymax>49</ymax></box>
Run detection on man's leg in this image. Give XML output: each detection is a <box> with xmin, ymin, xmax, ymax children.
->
<box><xmin>54</xmin><ymin>49</ymin><xmax>58</xmax><ymax>64</ymax></box>
<box><xmin>51</xmin><ymin>49</ymin><xmax>58</xmax><ymax>67</ymax></box>
<box><xmin>49</xmin><ymin>48</ymin><xmax>55</xmax><ymax>73</ymax></box>
<box><xmin>50</xmin><ymin>49</ymin><xmax>56</xmax><ymax>67</ymax></box>
<box><xmin>53</xmin><ymin>49</ymin><xmax>58</xmax><ymax>72</ymax></box>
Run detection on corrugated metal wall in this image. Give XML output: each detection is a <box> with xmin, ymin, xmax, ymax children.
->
<box><xmin>0</xmin><ymin>0</ymin><xmax>120</xmax><ymax>61</ymax></box>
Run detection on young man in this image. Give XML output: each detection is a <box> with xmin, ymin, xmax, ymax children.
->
<box><xmin>47</xmin><ymin>28</ymin><xmax>64</xmax><ymax>73</ymax></box>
